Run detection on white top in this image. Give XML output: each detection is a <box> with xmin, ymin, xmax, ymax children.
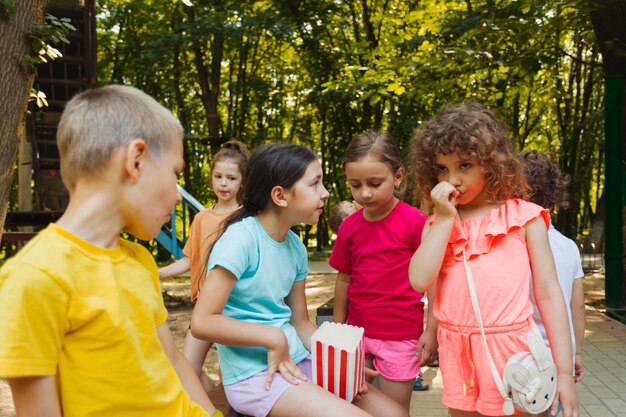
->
<box><xmin>530</xmin><ymin>224</ymin><xmax>584</xmax><ymax>363</ymax></box>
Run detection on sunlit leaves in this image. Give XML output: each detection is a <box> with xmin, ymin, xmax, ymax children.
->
<box><xmin>94</xmin><ymin>0</ymin><xmax>604</xmax><ymax>236</ymax></box>
<box><xmin>29</xmin><ymin>88</ymin><xmax>48</xmax><ymax>108</ymax></box>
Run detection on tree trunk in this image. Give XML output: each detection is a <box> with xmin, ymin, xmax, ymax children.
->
<box><xmin>0</xmin><ymin>0</ymin><xmax>49</xmax><ymax>236</ymax></box>
<box><xmin>185</xmin><ymin>1</ymin><xmax>224</xmax><ymax>155</ymax></box>
<box><xmin>18</xmin><ymin>125</ymin><xmax>33</xmax><ymax>213</ymax></box>
<box><xmin>207</xmin><ymin>0</ymin><xmax>224</xmax><ymax>153</ymax></box>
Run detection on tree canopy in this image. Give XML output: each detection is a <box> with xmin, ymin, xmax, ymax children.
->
<box><xmin>94</xmin><ymin>0</ymin><xmax>605</xmax><ymax>247</ymax></box>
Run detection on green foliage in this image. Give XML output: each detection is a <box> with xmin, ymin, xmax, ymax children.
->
<box><xmin>27</xmin><ymin>14</ymin><xmax>76</xmax><ymax>65</ymax></box>
<box><xmin>95</xmin><ymin>0</ymin><xmax>606</xmax><ymax>244</ymax></box>
<box><xmin>0</xmin><ymin>0</ymin><xmax>16</xmax><ymax>20</ymax></box>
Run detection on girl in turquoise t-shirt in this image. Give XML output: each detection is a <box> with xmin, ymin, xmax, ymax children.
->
<box><xmin>191</xmin><ymin>143</ymin><xmax>407</xmax><ymax>417</ymax></box>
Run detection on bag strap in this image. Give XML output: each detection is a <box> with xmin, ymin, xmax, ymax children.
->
<box><xmin>462</xmin><ymin>249</ymin><xmax>515</xmax><ymax>415</ymax></box>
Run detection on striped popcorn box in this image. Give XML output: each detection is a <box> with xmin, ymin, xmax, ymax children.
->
<box><xmin>311</xmin><ymin>322</ymin><xmax>365</xmax><ymax>402</ymax></box>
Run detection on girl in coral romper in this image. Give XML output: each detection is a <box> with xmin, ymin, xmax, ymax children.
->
<box><xmin>408</xmin><ymin>102</ymin><xmax>579</xmax><ymax>417</ymax></box>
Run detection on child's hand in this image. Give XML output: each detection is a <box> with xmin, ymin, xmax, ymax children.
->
<box><xmin>353</xmin><ymin>367</ymin><xmax>379</xmax><ymax>401</ymax></box>
<box><xmin>265</xmin><ymin>330</ymin><xmax>307</xmax><ymax>390</ymax></box>
<box><xmin>417</xmin><ymin>327</ymin><xmax>438</xmax><ymax>366</ymax></box>
<box><xmin>551</xmin><ymin>375</ymin><xmax>579</xmax><ymax>417</ymax></box>
<box><xmin>573</xmin><ymin>354</ymin><xmax>584</xmax><ymax>383</ymax></box>
<box><xmin>430</xmin><ymin>181</ymin><xmax>459</xmax><ymax>218</ymax></box>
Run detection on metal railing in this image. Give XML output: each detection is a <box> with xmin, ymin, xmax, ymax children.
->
<box><xmin>579</xmin><ymin>242</ymin><xmax>605</xmax><ymax>272</ymax></box>
<box><xmin>155</xmin><ymin>185</ymin><xmax>205</xmax><ymax>259</ymax></box>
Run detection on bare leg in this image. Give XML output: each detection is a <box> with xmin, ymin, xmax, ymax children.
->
<box><xmin>365</xmin><ymin>356</ymin><xmax>376</xmax><ymax>384</ymax></box>
<box><xmin>449</xmin><ymin>408</ymin><xmax>548</xmax><ymax>417</ymax></box>
<box><xmin>269</xmin><ymin>382</ymin><xmax>408</xmax><ymax>417</ymax></box>
<box><xmin>353</xmin><ymin>383</ymin><xmax>409</xmax><ymax>417</ymax></box>
<box><xmin>182</xmin><ymin>329</ymin><xmax>214</xmax><ymax>393</ymax></box>
<box><xmin>376</xmin><ymin>377</ymin><xmax>414</xmax><ymax>412</ymax></box>
<box><xmin>364</xmin><ymin>355</ymin><xmax>413</xmax><ymax>411</ymax></box>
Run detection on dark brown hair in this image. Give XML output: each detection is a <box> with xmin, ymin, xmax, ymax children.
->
<box><xmin>409</xmin><ymin>101</ymin><xmax>529</xmax><ymax>211</ymax></box>
<box><xmin>520</xmin><ymin>150</ymin><xmax>570</xmax><ymax>211</ymax></box>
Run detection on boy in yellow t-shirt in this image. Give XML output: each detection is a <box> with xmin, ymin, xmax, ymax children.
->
<box><xmin>0</xmin><ymin>85</ymin><xmax>220</xmax><ymax>417</ymax></box>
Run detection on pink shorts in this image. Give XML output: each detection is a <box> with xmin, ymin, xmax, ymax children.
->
<box><xmin>437</xmin><ymin>319</ymin><xmax>533</xmax><ymax>416</ymax></box>
<box><xmin>363</xmin><ymin>336</ymin><xmax>420</xmax><ymax>382</ymax></box>
<box><xmin>224</xmin><ymin>358</ymin><xmax>312</xmax><ymax>417</ymax></box>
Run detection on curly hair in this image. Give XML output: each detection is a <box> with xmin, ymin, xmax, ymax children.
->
<box><xmin>520</xmin><ymin>150</ymin><xmax>570</xmax><ymax>211</ymax></box>
<box><xmin>409</xmin><ymin>101</ymin><xmax>529</xmax><ymax>211</ymax></box>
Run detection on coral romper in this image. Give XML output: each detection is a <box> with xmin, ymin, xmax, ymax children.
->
<box><xmin>433</xmin><ymin>199</ymin><xmax>549</xmax><ymax>415</ymax></box>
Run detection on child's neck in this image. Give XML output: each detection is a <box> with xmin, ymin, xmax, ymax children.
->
<box><xmin>256</xmin><ymin>210</ymin><xmax>292</xmax><ymax>242</ymax></box>
<box><xmin>213</xmin><ymin>198</ymin><xmax>239</xmax><ymax>214</ymax></box>
<box><xmin>457</xmin><ymin>201</ymin><xmax>503</xmax><ymax>221</ymax></box>
<box><xmin>363</xmin><ymin>196</ymin><xmax>398</xmax><ymax>222</ymax></box>
<box><xmin>56</xmin><ymin>181</ymin><xmax>125</xmax><ymax>248</ymax></box>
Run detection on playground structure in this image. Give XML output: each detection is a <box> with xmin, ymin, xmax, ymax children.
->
<box><xmin>155</xmin><ymin>185</ymin><xmax>205</xmax><ymax>260</ymax></box>
<box><xmin>1</xmin><ymin>0</ymin><xmax>624</xmax><ymax>312</ymax></box>
<box><xmin>2</xmin><ymin>0</ymin><xmax>201</xmax><ymax>259</ymax></box>
<box><xmin>3</xmin><ymin>0</ymin><xmax>96</xmax><ymax>244</ymax></box>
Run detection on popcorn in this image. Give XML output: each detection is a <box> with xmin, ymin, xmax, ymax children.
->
<box><xmin>311</xmin><ymin>322</ymin><xmax>365</xmax><ymax>402</ymax></box>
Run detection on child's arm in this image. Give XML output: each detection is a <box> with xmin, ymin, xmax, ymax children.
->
<box><xmin>409</xmin><ymin>181</ymin><xmax>458</xmax><ymax>293</ymax></box>
<box><xmin>570</xmin><ymin>278</ymin><xmax>585</xmax><ymax>382</ymax></box>
<box><xmin>157</xmin><ymin>324</ymin><xmax>217</xmax><ymax>414</ymax></box>
<box><xmin>332</xmin><ymin>272</ymin><xmax>350</xmax><ymax>323</ymax></box>
<box><xmin>286</xmin><ymin>279</ymin><xmax>317</xmax><ymax>352</ymax></box>
<box><xmin>191</xmin><ymin>266</ymin><xmax>307</xmax><ymax>390</ymax></box>
<box><xmin>158</xmin><ymin>256</ymin><xmax>191</xmax><ymax>280</ymax></box>
<box><xmin>526</xmin><ymin>217</ymin><xmax>578</xmax><ymax>417</ymax></box>
<box><xmin>7</xmin><ymin>376</ymin><xmax>61</xmax><ymax>417</ymax></box>
<box><xmin>417</xmin><ymin>285</ymin><xmax>439</xmax><ymax>366</ymax></box>
<box><xmin>409</xmin><ymin>217</ymin><xmax>454</xmax><ymax>292</ymax></box>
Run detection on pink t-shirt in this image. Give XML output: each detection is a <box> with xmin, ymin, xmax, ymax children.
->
<box><xmin>433</xmin><ymin>199</ymin><xmax>550</xmax><ymax>327</ymax></box>
<box><xmin>329</xmin><ymin>200</ymin><xmax>427</xmax><ymax>340</ymax></box>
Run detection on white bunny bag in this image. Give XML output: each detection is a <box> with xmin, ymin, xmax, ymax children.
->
<box><xmin>503</xmin><ymin>331</ymin><xmax>557</xmax><ymax>414</ymax></box>
<box><xmin>462</xmin><ymin>250</ymin><xmax>557</xmax><ymax>415</ymax></box>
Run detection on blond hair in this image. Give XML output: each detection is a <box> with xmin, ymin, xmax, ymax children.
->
<box><xmin>57</xmin><ymin>85</ymin><xmax>183</xmax><ymax>188</ymax></box>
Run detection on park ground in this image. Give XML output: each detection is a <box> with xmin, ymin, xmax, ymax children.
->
<box><xmin>1</xmin><ymin>264</ymin><xmax>623</xmax><ymax>416</ymax></box>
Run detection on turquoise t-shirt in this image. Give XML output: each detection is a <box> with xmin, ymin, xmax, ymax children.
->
<box><xmin>207</xmin><ymin>216</ymin><xmax>310</xmax><ymax>385</ymax></box>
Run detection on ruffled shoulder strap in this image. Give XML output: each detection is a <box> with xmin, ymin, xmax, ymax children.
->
<box><xmin>429</xmin><ymin>199</ymin><xmax>550</xmax><ymax>261</ymax></box>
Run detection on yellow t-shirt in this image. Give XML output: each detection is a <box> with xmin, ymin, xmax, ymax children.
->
<box><xmin>0</xmin><ymin>224</ymin><xmax>208</xmax><ymax>417</ymax></box>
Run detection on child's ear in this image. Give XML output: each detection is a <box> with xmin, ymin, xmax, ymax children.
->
<box><xmin>270</xmin><ymin>185</ymin><xmax>288</xmax><ymax>208</ymax></box>
<box><xmin>394</xmin><ymin>167</ymin><xmax>405</xmax><ymax>188</ymax></box>
<box><xmin>124</xmin><ymin>139</ymin><xmax>148</xmax><ymax>182</ymax></box>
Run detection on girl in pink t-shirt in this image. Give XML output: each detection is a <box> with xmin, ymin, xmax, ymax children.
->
<box><xmin>408</xmin><ymin>102</ymin><xmax>578</xmax><ymax>417</ymax></box>
<box><xmin>329</xmin><ymin>130</ymin><xmax>435</xmax><ymax>411</ymax></box>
